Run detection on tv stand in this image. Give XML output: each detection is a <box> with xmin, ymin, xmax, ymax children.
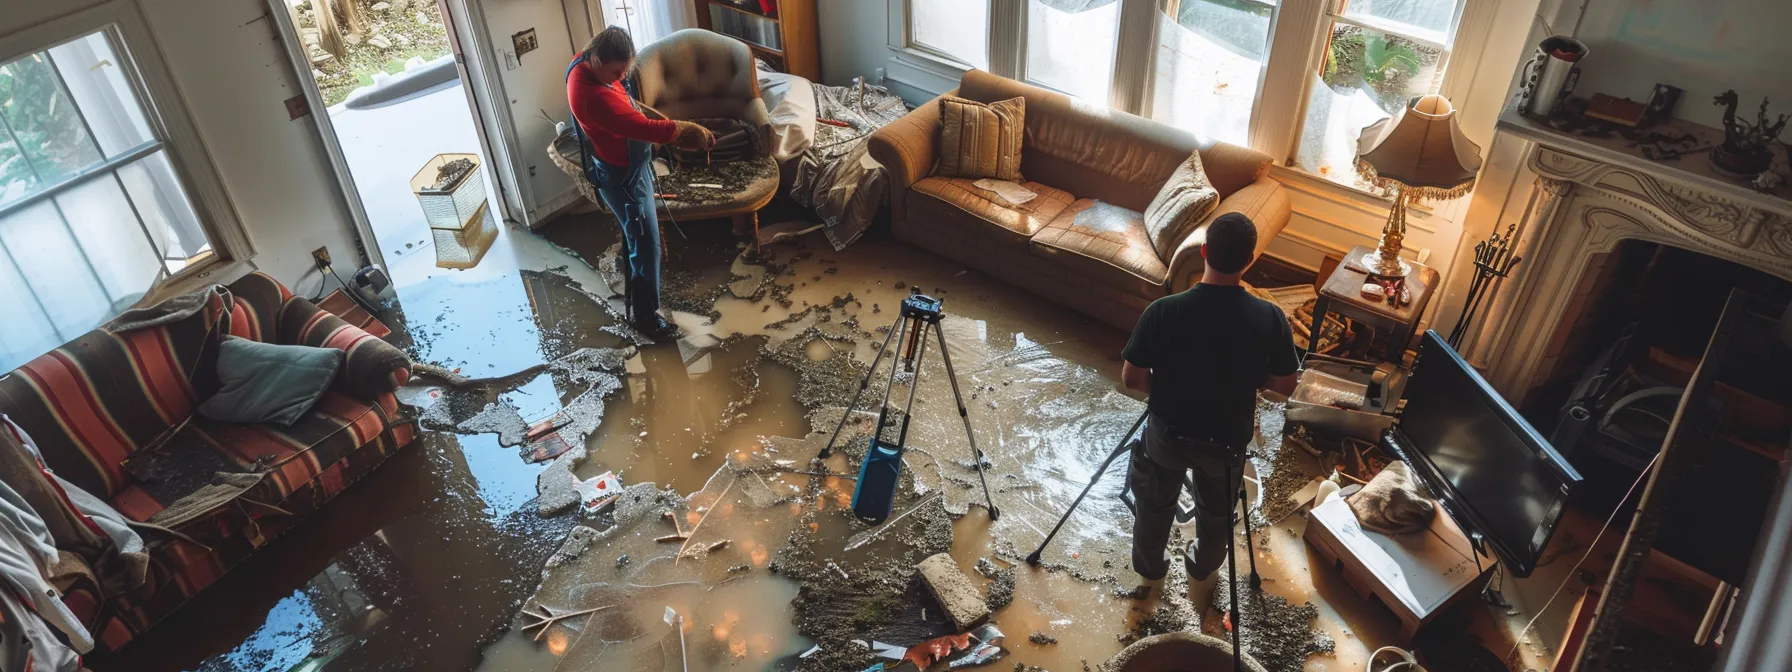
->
<box><xmin>1304</xmin><ymin>496</ymin><xmax>1494</xmax><ymax>641</ymax></box>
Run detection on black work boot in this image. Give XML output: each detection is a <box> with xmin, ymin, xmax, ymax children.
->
<box><xmin>634</xmin><ymin>316</ymin><xmax>682</xmax><ymax>342</ymax></box>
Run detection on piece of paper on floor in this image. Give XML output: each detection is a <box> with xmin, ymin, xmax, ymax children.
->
<box><xmin>972</xmin><ymin>179</ymin><xmax>1036</xmax><ymax>205</ymax></box>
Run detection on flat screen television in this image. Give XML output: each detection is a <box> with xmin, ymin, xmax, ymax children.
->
<box><xmin>1389</xmin><ymin>331</ymin><xmax>1583</xmax><ymax>578</ymax></box>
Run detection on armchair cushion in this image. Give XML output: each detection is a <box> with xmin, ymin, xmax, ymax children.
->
<box><xmin>634</xmin><ymin>29</ymin><xmax>768</xmax><ymax>126</ymax></box>
<box><xmin>197</xmin><ymin>337</ymin><xmax>341</xmax><ymax>427</ymax></box>
<box><xmin>936</xmin><ymin>95</ymin><xmax>1026</xmax><ymax>181</ymax></box>
<box><xmin>1143</xmin><ymin>150</ymin><xmax>1221</xmax><ymax>260</ymax></box>
<box><xmin>277</xmin><ymin>298</ymin><xmax>412</xmax><ymax>397</ymax></box>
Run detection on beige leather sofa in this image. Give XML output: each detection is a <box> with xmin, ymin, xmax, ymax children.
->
<box><xmin>869</xmin><ymin>70</ymin><xmax>1291</xmax><ymax>329</ymax></box>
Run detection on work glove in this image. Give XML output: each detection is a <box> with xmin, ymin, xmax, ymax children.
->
<box><xmin>670</xmin><ymin>121</ymin><xmax>716</xmax><ymax>151</ymax></box>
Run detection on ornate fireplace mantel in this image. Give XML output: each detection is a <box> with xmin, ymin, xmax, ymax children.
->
<box><xmin>1465</xmin><ymin>113</ymin><xmax>1792</xmax><ymax>400</ymax></box>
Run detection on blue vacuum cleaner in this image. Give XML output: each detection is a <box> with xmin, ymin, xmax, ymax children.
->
<box><xmin>822</xmin><ymin>288</ymin><xmax>999</xmax><ymax>525</ymax></box>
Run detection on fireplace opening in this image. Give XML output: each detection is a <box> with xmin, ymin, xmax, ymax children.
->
<box><xmin>1523</xmin><ymin>239</ymin><xmax>1792</xmax><ymax>586</ymax></box>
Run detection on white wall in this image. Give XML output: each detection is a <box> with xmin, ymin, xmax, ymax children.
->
<box><xmin>2</xmin><ymin>0</ymin><xmax>367</xmax><ymax>292</ymax></box>
<box><xmin>1565</xmin><ymin>0</ymin><xmax>1792</xmax><ymax>130</ymax></box>
<box><xmin>478</xmin><ymin>0</ymin><xmax>581</xmax><ymax>224</ymax></box>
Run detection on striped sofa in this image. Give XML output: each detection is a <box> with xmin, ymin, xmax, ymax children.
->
<box><xmin>0</xmin><ymin>272</ymin><xmax>416</xmax><ymax>652</ymax></box>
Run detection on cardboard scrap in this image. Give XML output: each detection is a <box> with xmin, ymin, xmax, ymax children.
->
<box><xmin>575</xmin><ymin>471</ymin><xmax>623</xmax><ymax>515</ymax></box>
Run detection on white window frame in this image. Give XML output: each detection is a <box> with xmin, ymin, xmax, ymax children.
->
<box><xmin>902</xmin><ymin>0</ymin><xmax>993</xmax><ymax>71</ymax></box>
<box><xmin>0</xmin><ymin>1</ymin><xmax>255</xmax><ymax>302</ymax></box>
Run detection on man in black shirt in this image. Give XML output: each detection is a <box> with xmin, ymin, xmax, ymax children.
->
<box><xmin>1121</xmin><ymin>212</ymin><xmax>1300</xmax><ymax>581</ymax></box>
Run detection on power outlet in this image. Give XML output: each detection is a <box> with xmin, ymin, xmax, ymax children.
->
<box><xmin>312</xmin><ymin>246</ymin><xmax>331</xmax><ymax>269</ymax></box>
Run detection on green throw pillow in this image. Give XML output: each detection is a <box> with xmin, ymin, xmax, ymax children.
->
<box><xmin>198</xmin><ymin>337</ymin><xmax>342</xmax><ymax>427</ymax></box>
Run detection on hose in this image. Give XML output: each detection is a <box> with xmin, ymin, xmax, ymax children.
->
<box><xmin>1597</xmin><ymin>385</ymin><xmax>1683</xmax><ymax>433</ymax></box>
<box><xmin>1367</xmin><ymin>646</ymin><xmax>1425</xmax><ymax>671</ymax></box>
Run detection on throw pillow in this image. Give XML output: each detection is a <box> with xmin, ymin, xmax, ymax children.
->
<box><xmin>936</xmin><ymin>95</ymin><xmax>1025</xmax><ymax>181</ymax></box>
<box><xmin>197</xmin><ymin>337</ymin><xmax>342</xmax><ymax>427</ymax></box>
<box><xmin>1143</xmin><ymin>150</ymin><xmax>1221</xmax><ymax>261</ymax></box>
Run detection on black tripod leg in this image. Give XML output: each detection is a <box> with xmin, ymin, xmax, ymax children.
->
<box><xmin>1240</xmin><ymin>460</ymin><xmax>1262</xmax><ymax>591</ymax></box>
<box><xmin>1025</xmin><ymin>410</ymin><xmax>1148</xmax><ymax>566</ymax></box>
<box><xmin>817</xmin><ymin>311</ymin><xmax>904</xmax><ymax>459</ymax></box>
<box><xmin>930</xmin><ymin>321</ymin><xmax>998</xmax><ymax>521</ymax></box>
<box><xmin>1227</xmin><ymin>456</ymin><xmax>1245</xmax><ymax>672</ymax></box>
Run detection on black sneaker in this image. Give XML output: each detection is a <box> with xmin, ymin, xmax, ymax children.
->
<box><xmin>634</xmin><ymin>317</ymin><xmax>682</xmax><ymax>341</ymax></box>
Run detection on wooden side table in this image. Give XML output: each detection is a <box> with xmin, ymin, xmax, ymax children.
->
<box><xmin>1306</xmin><ymin>245</ymin><xmax>1441</xmax><ymax>362</ymax></box>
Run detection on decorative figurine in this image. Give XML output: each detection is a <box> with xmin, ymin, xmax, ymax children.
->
<box><xmin>1710</xmin><ymin>90</ymin><xmax>1788</xmax><ymax>178</ymax></box>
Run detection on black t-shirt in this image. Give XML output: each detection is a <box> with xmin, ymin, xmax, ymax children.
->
<box><xmin>1122</xmin><ymin>283</ymin><xmax>1300</xmax><ymax>447</ymax></box>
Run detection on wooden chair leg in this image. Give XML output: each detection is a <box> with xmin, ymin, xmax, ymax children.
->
<box><xmin>732</xmin><ymin>212</ymin><xmax>760</xmax><ymax>250</ymax></box>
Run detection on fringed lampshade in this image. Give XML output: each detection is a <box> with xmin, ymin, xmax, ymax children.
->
<box><xmin>1354</xmin><ymin>94</ymin><xmax>1483</xmax><ymax>277</ymax></box>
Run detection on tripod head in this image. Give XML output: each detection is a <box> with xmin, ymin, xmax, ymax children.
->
<box><xmin>901</xmin><ymin>287</ymin><xmax>944</xmax><ymax>323</ymax></box>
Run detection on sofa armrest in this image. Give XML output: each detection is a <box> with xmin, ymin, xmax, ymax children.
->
<box><xmin>867</xmin><ymin>89</ymin><xmax>954</xmax><ymax>226</ymax></box>
<box><xmin>277</xmin><ymin>298</ymin><xmax>411</xmax><ymax>397</ymax></box>
<box><xmin>1166</xmin><ymin>177</ymin><xmax>1292</xmax><ymax>292</ymax></box>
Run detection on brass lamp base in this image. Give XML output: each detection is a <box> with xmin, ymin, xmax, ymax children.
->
<box><xmin>1360</xmin><ymin>248</ymin><xmax>1412</xmax><ymax>278</ymax></box>
<box><xmin>1364</xmin><ymin>186</ymin><xmax>1416</xmax><ymax>278</ymax></box>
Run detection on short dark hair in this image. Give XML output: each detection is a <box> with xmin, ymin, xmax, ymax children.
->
<box><xmin>584</xmin><ymin>26</ymin><xmax>635</xmax><ymax>66</ymax></box>
<box><xmin>1204</xmin><ymin>212</ymin><xmax>1258</xmax><ymax>275</ymax></box>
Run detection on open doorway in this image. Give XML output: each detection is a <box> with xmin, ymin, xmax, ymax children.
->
<box><xmin>272</xmin><ymin>0</ymin><xmax>506</xmax><ymax>292</ymax></box>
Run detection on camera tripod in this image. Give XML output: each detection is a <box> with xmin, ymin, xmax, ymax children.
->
<box><xmin>1025</xmin><ymin>409</ymin><xmax>1261</xmax><ymax>672</ymax></box>
<box><xmin>817</xmin><ymin>287</ymin><xmax>999</xmax><ymax>524</ymax></box>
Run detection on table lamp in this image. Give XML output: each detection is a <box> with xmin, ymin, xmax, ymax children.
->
<box><xmin>1355</xmin><ymin>94</ymin><xmax>1483</xmax><ymax>277</ymax></box>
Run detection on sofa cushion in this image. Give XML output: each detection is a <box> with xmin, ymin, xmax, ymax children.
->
<box><xmin>908</xmin><ymin>177</ymin><xmax>1074</xmax><ymax>253</ymax></box>
<box><xmin>1143</xmin><ymin>151</ymin><xmax>1221</xmax><ymax>260</ymax></box>
<box><xmin>1030</xmin><ymin>199</ymin><xmax>1169</xmax><ymax>297</ymax></box>
<box><xmin>116</xmin><ymin>391</ymin><xmax>396</xmax><ymax>528</ymax></box>
<box><xmin>199</xmin><ymin>338</ymin><xmax>342</xmax><ymax>427</ymax></box>
<box><xmin>936</xmin><ymin>95</ymin><xmax>1026</xmax><ymax>181</ymax></box>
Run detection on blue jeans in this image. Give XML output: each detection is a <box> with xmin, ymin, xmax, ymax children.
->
<box><xmin>589</xmin><ymin>137</ymin><xmax>661</xmax><ymax>322</ymax></box>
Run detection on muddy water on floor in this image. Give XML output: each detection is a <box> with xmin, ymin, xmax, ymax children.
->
<box><xmin>116</xmin><ymin>213</ymin><xmax>1377</xmax><ymax>672</ymax></box>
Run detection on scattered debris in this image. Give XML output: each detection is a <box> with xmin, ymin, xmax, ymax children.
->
<box><xmin>575</xmin><ymin>471</ymin><xmax>623</xmax><ymax>515</ymax></box>
<box><xmin>519</xmin><ymin>602</ymin><xmax>609</xmax><ymax>641</ymax></box>
<box><xmin>1029</xmin><ymin>632</ymin><xmax>1058</xmax><ymax>645</ymax></box>
<box><xmin>919</xmin><ymin>553</ymin><xmax>991</xmax><ymax>631</ymax></box>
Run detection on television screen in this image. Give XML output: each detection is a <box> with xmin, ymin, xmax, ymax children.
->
<box><xmin>1395</xmin><ymin>331</ymin><xmax>1583</xmax><ymax>578</ymax></box>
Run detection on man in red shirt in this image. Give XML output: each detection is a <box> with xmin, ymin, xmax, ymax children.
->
<box><xmin>567</xmin><ymin>27</ymin><xmax>712</xmax><ymax>339</ymax></box>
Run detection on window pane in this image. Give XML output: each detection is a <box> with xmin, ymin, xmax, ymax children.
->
<box><xmin>1340</xmin><ymin>0</ymin><xmax>1459</xmax><ymax>39</ymax></box>
<box><xmin>50</xmin><ymin>32</ymin><xmax>154</xmax><ymax>158</ymax></box>
<box><xmin>0</xmin><ymin>52</ymin><xmax>106</xmax><ymax>187</ymax></box>
<box><xmin>1026</xmin><ymin>0</ymin><xmax>1120</xmax><ymax>103</ymax></box>
<box><xmin>57</xmin><ymin>175</ymin><xmax>161</xmax><ymax>303</ymax></box>
<box><xmin>0</xmin><ymin>201</ymin><xmax>113</xmax><ymax>337</ymax></box>
<box><xmin>1151</xmin><ymin>0</ymin><xmax>1276</xmax><ymax>146</ymax></box>
<box><xmin>912</xmin><ymin>0</ymin><xmax>990</xmax><ymax>70</ymax></box>
<box><xmin>1294</xmin><ymin>24</ymin><xmax>1447</xmax><ymax>189</ymax></box>
<box><xmin>0</xmin><ymin>251</ymin><xmax>60</xmax><ymax>373</ymax></box>
<box><xmin>0</xmin><ymin>131</ymin><xmax>34</xmax><ymax>206</ymax></box>
<box><xmin>119</xmin><ymin>151</ymin><xmax>209</xmax><ymax>267</ymax></box>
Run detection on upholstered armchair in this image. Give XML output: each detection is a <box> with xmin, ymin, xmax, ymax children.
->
<box><xmin>632</xmin><ymin>29</ymin><xmax>779</xmax><ymax>239</ymax></box>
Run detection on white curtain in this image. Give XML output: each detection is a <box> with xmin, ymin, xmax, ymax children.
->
<box><xmin>600</xmin><ymin>0</ymin><xmax>696</xmax><ymax>47</ymax></box>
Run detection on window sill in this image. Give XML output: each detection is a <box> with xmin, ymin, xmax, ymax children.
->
<box><xmin>1269</xmin><ymin>164</ymin><xmax>1454</xmax><ymax>227</ymax></box>
<box><xmin>142</xmin><ymin>256</ymin><xmax>256</xmax><ymax>307</ymax></box>
<box><xmin>889</xmin><ymin>45</ymin><xmax>976</xmax><ymax>80</ymax></box>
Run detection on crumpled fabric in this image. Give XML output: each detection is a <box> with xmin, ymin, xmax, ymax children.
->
<box><xmin>0</xmin><ymin>477</ymin><xmax>91</xmax><ymax>672</ymax></box>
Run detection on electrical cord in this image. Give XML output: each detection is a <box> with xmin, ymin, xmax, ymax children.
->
<box><xmin>319</xmin><ymin>260</ymin><xmax>381</xmax><ymax>317</ymax></box>
<box><xmin>1504</xmin><ymin>446</ymin><xmax>1664</xmax><ymax>664</ymax></box>
<box><xmin>1367</xmin><ymin>646</ymin><xmax>1424</xmax><ymax>671</ymax></box>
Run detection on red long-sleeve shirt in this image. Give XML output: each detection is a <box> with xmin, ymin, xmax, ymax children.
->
<box><xmin>567</xmin><ymin>60</ymin><xmax>676</xmax><ymax>167</ymax></box>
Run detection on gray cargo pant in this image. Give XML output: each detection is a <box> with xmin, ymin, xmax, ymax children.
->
<box><xmin>1127</xmin><ymin>414</ymin><xmax>1243</xmax><ymax>581</ymax></box>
